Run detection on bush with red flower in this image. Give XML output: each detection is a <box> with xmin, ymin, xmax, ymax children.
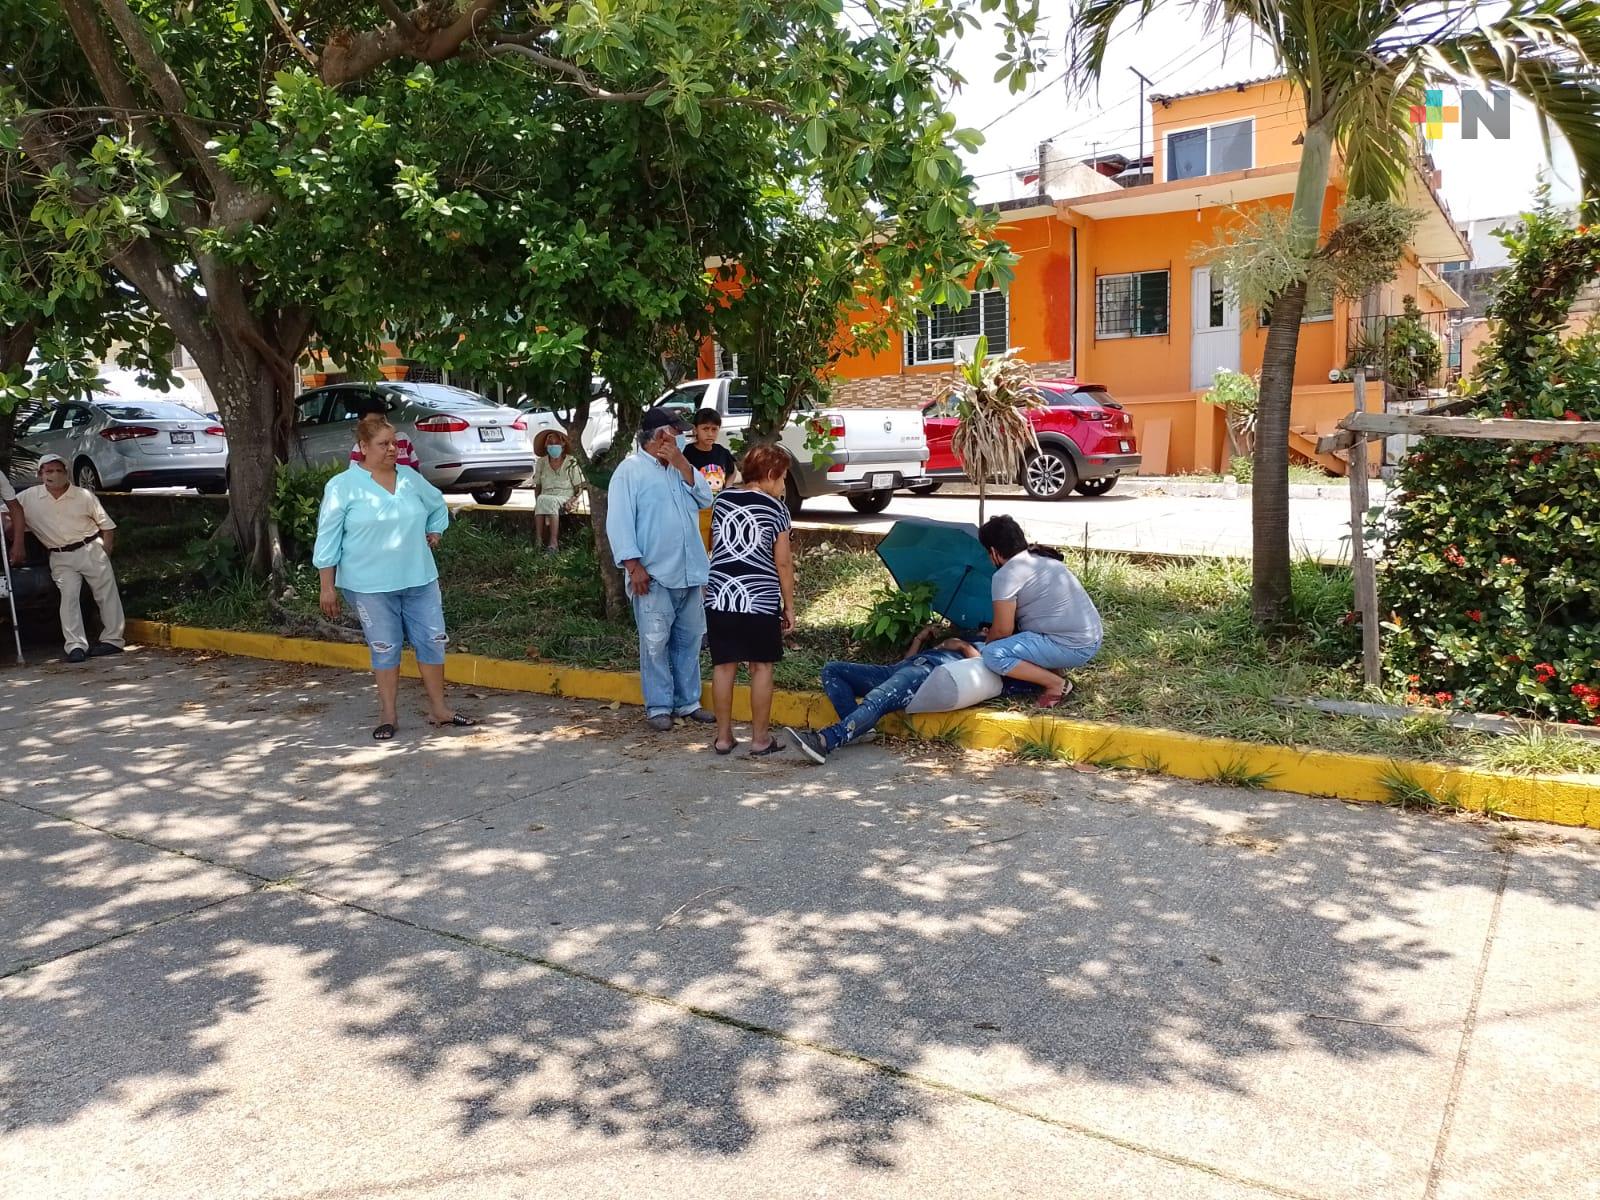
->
<box><xmin>1380</xmin><ymin>199</ymin><xmax>1600</xmax><ymax>723</ymax></box>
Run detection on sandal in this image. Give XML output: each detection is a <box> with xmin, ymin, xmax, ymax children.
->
<box><xmin>748</xmin><ymin>738</ymin><xmax>787</xmax><ymax>758</ymax></box>
<box><xmin>1036</xmin><ymin>680</ymin><xmax>1075</xmax><ymax>710</ymax></box>
<box><xmin>373</xmin><ymin>723</ymin><xmax>397</xmax><ymax>742</ymax></box>
<box><xmin>714</xmin><ymin>738</ymin><xmax>740</xmax><ymax>756</ymax></box>
<box><xmin>428</xmin><ymin>713</ymin><xmax>479</xmax><ymax>728</ymax></box>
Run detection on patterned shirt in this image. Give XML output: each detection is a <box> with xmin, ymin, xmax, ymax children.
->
<box><xmin>706</xmin><ymin>489</ymin><xmax>791</xmax><ymax>615</ymax></box>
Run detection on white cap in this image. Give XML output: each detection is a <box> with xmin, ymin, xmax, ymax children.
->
<box><xmin>36</xmin><ymin>454</ymin><xmax>66</xmax><ymax>470</ymax></box>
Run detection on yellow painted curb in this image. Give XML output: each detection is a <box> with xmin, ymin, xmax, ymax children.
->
<box><xmin>124</xmin><ymin>619</ymin><xmax>1600</xmax><ymax>831</ymax></box>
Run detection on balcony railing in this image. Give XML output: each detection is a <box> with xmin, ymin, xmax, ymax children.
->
<box><xmin>1345</xmin><ymin>309</ymin><xmax>1460</xmax><ymax>397</ymax></box>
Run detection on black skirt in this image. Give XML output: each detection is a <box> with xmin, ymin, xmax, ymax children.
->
<box><xmin>706</xmin><ymin>608</ymin><xmax>784</xmax><ymax>665</ymax></box>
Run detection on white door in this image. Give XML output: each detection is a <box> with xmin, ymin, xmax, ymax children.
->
<box><xmin>1191</xmin><ymin>267</ymin><xmax>1240</xmax><ymax>389</ymax></box>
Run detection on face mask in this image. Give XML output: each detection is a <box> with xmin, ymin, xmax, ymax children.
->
<box><xmin>676</xmin><ymin>433</ymin><xmax>689</xmax><ymax>450</ymax></box>
<box><xmin>546</xmin><ymin>444</ymin><xmax>564</xmax><ymax>460</ymax></box>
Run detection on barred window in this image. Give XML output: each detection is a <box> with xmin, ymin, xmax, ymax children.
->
<box><xmin>714</xmin><ymin>341</ymin><xmax>740</xmax><ymax>375</ymax></box>
<box><xmin>1096</xmin><ymin>271</ymin><xmax>1170</xmax><ymax>339</ymax></box>
<box><xmin>905</xmin><ymin>289</ymin><xmax>1008</xmax><ymax>365</ymax></box>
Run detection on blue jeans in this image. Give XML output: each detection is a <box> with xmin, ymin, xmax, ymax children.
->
<box><xmin>343</xmin><ymin>580</ymin><xmax>448</xmax><ymax>671</ymax></box>
<box><xmin>818</xmin><ymin>655</ymin><xmax>946</xmax><ymax>752</ymax></box>
<box><xmin>981</xmin><ymin>631</ymin><xmax>1099</xmax><ymax>676</ymax></box>
<box><xmin>630</xmin><ymin>583</ymin><xmax>707</xmax><ymax>718</ymax></box>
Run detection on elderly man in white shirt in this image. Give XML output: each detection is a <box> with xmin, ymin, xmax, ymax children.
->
<box><xmin>15</xmin><ymin>454</ymin><xmax>125</xmax><ymax>663</ymax></box>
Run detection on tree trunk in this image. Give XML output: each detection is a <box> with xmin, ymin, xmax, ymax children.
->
<box><xmin>586</xmin><ymin>485</ymin><xmax>629</xmax><ymax>620</ymax></box>
<box><xmin>0</xmin><ymin>321</ymin><xmax>39</xmax><ymax>467</ymax></box>
<box><xmin>1250</xmin><ymin>117</ymin><xmax>1333</xmax><ymax>627</ymax></box>
<box><xmin>1252</xmin><ymin>278</ymin><xmax>1309</xmax><ymax>624</ymax></box>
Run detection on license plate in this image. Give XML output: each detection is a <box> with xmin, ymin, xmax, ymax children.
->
<box><xmin>478</xmin><ymin>426</ymin><xmax>504</xmax><ymax>442</ymax></box>
<box><xmin>870</xmin><ymin>473</ymin><xmax>894</xmax><ymax>489</ymax></box>
<box><xmin>1119</xmin><ymin>439</ymin><xmax>1130</xmax><ymax>452</ymax></box>
<box><xmin>169</xmin><ymin>431</ymin><xmax>195</xmax><ymax>444</ymax></box>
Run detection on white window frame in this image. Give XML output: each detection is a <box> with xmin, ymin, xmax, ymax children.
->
<box><xmin>904</xmin><ymin>289</ymin><xmax>1009</xmax><ymax>366</ymax></box>
<box><xmin>1163</xmin><ymin>117</ymin><xmax>1255</xmax><ymax>182</ymax></box>
<box><xmin>713</xmin><ymin>341</ymin><xmax>740</xmax><ymax>376</ymax></box>
<box><xmin>1095</xmin><ymin>270</ymin><xmax>1171</xmax><ymax>340</ymax></box>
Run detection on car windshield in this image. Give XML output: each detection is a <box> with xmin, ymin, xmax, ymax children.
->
<box><xmin>97</xmin><ymin>401</ymin><xmax>206</xmax><ymax>421</ymax></box>
<box><xmin>387</xmin><ymin>383</ymin><xmax>495</xmax><ymax>410</ymax></box>
<box><xmin>727</xmin><ymin>376</ymin><xmax>816</xmax><ymax>414</ymax></box>
<box><xmin>1041</xmin><ymin>386</ymin><xmax>1117</xmax><ymax>410</ymax></box>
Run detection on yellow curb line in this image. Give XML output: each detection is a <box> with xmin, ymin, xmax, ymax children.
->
<box><xmin>124</xmin><ymin>618</ymin><xmax>1600</xmax><ymax>831</ymax></box>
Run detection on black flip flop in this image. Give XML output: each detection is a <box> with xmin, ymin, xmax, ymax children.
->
<box><xmin>748</xmin><ymin>739</ymin><xmax>786</xmax><ymax>758</ymax></box>
<box><xmin>429</xmin><ymin>714</ymin><xmax>478</xmax><ymax>728</ymax></box>
<box><xmin>714</xmin><ymin>738</ymin><xmax>740</xmax><ymax>756</ymax></box>
<box><xmin>373</xmin><ymin>723</ymin><xmax>397</xmax><ymax>742</ymax></box>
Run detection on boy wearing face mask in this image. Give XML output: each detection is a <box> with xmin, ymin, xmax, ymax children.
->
<box><xmin>531</xmin><ymin>429</ymin><xmax>585</xmax><ymax>553</ymax></box>
<box><xmin>682</xmin><ymin>407</ymin><xmax>737</xmax><ymax>552</ymax></box>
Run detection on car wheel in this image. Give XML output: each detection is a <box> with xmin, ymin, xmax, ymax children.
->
<box><xmin>470</xmin><ymin>484</ymin><xmax>514</xmax><ymax>506</ymax></box>
<box><xmin>1021</xmin><ymin>448</ymin><xmax>1077</xmax><ymax>501</ymax></box>
<box><xmin>906</xmin><ymin>480</ymin><xmax>943</xmax><ymax>496</ymax></box>
<box><xmin>74</xmin><ymin>459</ymin><xmax>103</xmax><ymax>492</ymax></box>
<box><xmin>784</xmin><ymin>475</ymin><xmax>804</xmax><ymax>521</ymax></box>
<box><xmin>847</xmin><ymin>490</ymin><xmax>893</xmax><ymax>515</ymax></box>
<box><xmin>196</xmin><ymin>477</ymin><xmax>228</xmax><ymax>496</ymax></box>
<box><xmin>1074</xmin><ymin>476</ymin><xmax>1117</xmax><ymax>497</ymax></box>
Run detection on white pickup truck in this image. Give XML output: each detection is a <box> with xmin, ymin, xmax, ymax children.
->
<box><xmin>654</xmin><ymin>376</ymin><xmax>928</xmax><ymax>517</ymax></box>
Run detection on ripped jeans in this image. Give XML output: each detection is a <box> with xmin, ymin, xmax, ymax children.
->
<box><xmin>343</xmin><ymin>580</ymin><xmax>449</xmax><ymax>671</ymax></box>
<box><xmin>629</xmin><ymin>582</ymin><xmax>707</xmax><ymax>718</ymax></box>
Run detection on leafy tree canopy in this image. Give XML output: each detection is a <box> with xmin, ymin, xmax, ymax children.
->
<box><xmin>3</xmin><ymin>0</ymin><xmax>1044</xmax><ymax>568</ymax></box>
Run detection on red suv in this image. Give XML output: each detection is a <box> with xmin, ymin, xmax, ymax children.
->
<box><xmin>916</xmin><ymin>379</ymin><xmax>1141</xmax><ymax>500</ymax></box>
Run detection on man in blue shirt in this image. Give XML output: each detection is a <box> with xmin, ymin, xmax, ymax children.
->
<box><xmin>606</xmin><ymin>406</ymin><xmax>717</xmax><ymax>731</ymax></box>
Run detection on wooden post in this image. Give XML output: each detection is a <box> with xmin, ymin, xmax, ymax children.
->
<box><xmin>1348</xmin><ymin>370</ymin><xmax>1381</xmax><ymax>687</ymax></box>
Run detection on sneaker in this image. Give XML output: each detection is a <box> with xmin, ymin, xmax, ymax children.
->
<box><xmin>88</xmin><ymin>642</ymin><xmax>124</xmax><ymax>657</ymax></box>
<box><xmin>647</xmin><ymin>714</ymin><xmax>674</xmax><ymax>732</ymax></box>
<box><xmin>786</xmin><ymin>727</ymin><xmax>829</xmax><ymax>765</ymax></box>
<box><xmin>683</xmin><ymin>708</ymin><xmax>717</xmax><ymax>724</ymax></box>
<box><xmin>65</xmin><ymin>647</ymin><xmax>88</xmax><ymax>664</ymax></box>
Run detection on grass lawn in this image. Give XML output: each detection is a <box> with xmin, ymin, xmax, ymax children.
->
<box><xmin>115</xmin><ymin>505</ymin><xmax>1600</xmax><ymax>776</ymax></box>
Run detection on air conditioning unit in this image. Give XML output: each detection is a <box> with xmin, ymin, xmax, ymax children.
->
<box><xmin>953</xmin><ymin>335</ymin><xmax>982</xmax><ymax>363</ymax></box>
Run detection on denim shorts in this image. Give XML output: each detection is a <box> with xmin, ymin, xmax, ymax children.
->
<box><xmin>980</xmin><ymin>630</ymin><xmax>1099</xmax><ymax>676</ymax></box>
<box><xmin>343</xmin><ymin>580</ymin><xmax>449</xmax><ymax>670</ymax></box>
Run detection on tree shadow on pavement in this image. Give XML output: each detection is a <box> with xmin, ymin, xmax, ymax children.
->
<box><xmin>2</xmin><ymin>648</ymin><xmax>1597</xmax><ymax>1186</ymax></box>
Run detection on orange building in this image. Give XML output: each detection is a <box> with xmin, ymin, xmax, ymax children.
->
<box><xmin>829</xmin><ymin>78</ymin><xmax>1469</xmax><ymax>475</ymax></box>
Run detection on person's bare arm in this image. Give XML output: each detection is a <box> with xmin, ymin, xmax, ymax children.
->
<box><xmin>6</xmin><ymin>499</ymin><xmax>24</xmax><ymax>564</ymax></box>
<box><xmin>936</xmin><ymin>637</ymin><xmax>982</xmax><ymax>660</ymax></box>
<box><xmin>988</xmin><ymin>599</ymin><xmax>1017</xmax><ymax>640</ymax></box>
<box><xmin>900</xmin><ymin>621</ymin><xmax>942</xmax><ymax>660</ymax></box>
<box><xmin>319</xmin><ymin>566</ymin><xmax>340</xmax><ymax>618</ymax></box>
<box><xmin>649</xmin><ymin>428</ymin><xmax>696</xmax><ymax>486</ymax></box>
<box><xmin>99</xmin><ymin>529</ymin><xmax>115</xmax><ymax>555</ymax></box>
<box><xmin>774</xmin><ymin>530</ymin><xmax>796</xmax><ymax>631</ymax></box>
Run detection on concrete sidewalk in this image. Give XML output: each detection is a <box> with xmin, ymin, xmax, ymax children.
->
<box><xmin>2</xmin><ymin>650</ymin><xmax>1597</xmax><ymax>1199</ymax></box>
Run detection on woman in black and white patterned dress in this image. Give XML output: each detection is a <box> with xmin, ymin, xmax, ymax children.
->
<box><xmin>705</xmin><ymin>443</ymin><xmax>795</xmax><ymax>757</ymax></box>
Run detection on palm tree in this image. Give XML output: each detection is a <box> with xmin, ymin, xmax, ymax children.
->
<box><xmin>940</xmin><ymin>336</ymin><xmax>1044</xmax><ymax>526</ymax></box>
<box><xmin>1071</xmin><ymin>0</ymin><xmax>1600</xmax><ymax>625</ymax></box>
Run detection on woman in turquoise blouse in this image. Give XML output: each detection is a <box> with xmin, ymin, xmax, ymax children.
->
<box><xmin>313</xmin><ymin>413</ymin><xmax>476</xmax><ymax>741</ymax></box>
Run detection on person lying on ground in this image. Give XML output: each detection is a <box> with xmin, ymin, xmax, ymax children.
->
<box><xmin>787</xmin><ymin>623</ymin><xmax>979</xmax><ymax>764</ymax></box>
<box><xmin>976</xmin><ymin>514</ymin><xmax>1102</xmax><ymax>709</ymax></box>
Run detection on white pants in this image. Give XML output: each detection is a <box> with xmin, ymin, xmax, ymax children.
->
<box><xmin>49</xmin><ymin>541</ymin><xmax>125</xmax><ymax>654</ymax></box>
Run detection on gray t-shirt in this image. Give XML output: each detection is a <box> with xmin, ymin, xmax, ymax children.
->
<box><xmin>991</xmin><ymin>551</ymin><xmax>1103</xmax><ymax>651</ymax></box>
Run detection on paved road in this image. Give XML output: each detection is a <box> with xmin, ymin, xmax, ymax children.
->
<box><xmin>498</xmin><ymin>485</ymin><xmax>1361</xmax><ymax>562</ymax></box>
<box><xmin>3</xmin><ymin>650</ymin><xmax>1596</xmax><ymax>1198</ymax></box>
